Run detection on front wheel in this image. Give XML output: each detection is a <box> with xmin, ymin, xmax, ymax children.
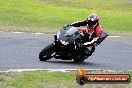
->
<box><xmin>39</xmin><ymin>43</ymin><xmax>55</xmax><ymax>61</ymax></box>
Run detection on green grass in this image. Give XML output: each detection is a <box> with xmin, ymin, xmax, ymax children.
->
<box><xmin>0</xmin><ymin>0</ymin><xmax>132</xmax><ymax>34</ymax></box>
<box><xmin>0</xmin><ymin>70</ymin><xmax>132</xmax><ymax>88</ymax></box>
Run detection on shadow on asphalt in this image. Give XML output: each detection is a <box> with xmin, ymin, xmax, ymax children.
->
<box><xmin>47</xmin><ymin>60</ymin><xmax>91</xmax><ymax>65</ymax></box>
<box><xmin>45</xmin><ymin>60</ymin><xmax>109</xmax><ymax>69</ymax></box>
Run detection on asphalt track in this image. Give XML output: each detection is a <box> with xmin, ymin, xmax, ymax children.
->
<box><xmin>0</xmin><ymin>32</ymin><xmax>132</xmax><ymax>71</ymax></box>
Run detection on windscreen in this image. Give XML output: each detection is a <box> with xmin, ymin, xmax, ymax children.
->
<box><xmin>65</xmin><ymin>27</ymin><xmax>78</xmax><ymax>37</ymax></box>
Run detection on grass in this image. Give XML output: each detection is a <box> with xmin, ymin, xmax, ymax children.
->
<box><xmin>0</xmin><ymin>0</ymin><xmax>132</xmax><ymax>34</ymax></box>
<box><xmin>0</xmin><ymin>70</ymin><xmax>132</xmax><ymax>88</ymax></box>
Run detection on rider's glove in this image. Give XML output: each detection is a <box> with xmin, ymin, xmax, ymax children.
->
<box><xmin>83</xmin><ymin>30</ymin><xmax>89</xmax><ymax>36</ymax></box>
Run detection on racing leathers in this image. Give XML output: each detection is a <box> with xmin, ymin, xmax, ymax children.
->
<box><xmin>68</xmin><ymin>20</ymin><xmax>103</xmax><ymax>56</ymax></box>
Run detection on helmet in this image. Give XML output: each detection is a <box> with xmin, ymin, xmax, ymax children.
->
<box><xmin>87</xmin><ymin>13</ymin><xmax>100</xmax><ymax>28</ymax></box>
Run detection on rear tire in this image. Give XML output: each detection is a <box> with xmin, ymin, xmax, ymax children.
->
<box><xmin>73</xmin><ymin>59</ymin><xmax>85</xmax><ymax>63</ymax></box>
<box><xmin>39</xmin><ymin>43</ymin><xmax>55</xmax><ymax>61</ymax></box>
<box><xmin>73</xmin><ymin>48</ymin><xmax>90</xmax><ymax>63</ymax></box>
<box><xmin>73</xmin><ymin>56</ymin><xmax>86</xmax><ymax>63</ymax></box>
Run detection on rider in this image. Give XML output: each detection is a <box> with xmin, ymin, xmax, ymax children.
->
<box><xmin>66</xmin><ymin>13</ymin><xmax>108</xmax><ymax>56</ymax></box>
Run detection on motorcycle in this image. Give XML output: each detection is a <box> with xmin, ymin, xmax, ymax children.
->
<box><xmin>39</xmin><ymin>26</ymin><xmax>108</xmax><ymax>62</ymax></box>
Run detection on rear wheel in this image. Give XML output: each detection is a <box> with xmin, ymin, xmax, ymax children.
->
<box><xmin>73</xmin><ymin>48</ymin><xmax>90</xmax><ymax>63</ymax></box>
<box><xmin>39</xmin><ymin>43</ymin><xmax>55</xmax><ymax>61</ymax></box>
<box><xmin>73</xmin><ymin>55</ymin><xmax>87</xmax><ymax>63</ymax></box>
<box><xmin>73</xmin><ymin>58</ymin><xmax>85</xmax><ymax>63</ymax></box>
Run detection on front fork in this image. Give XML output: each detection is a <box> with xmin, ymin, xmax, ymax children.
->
<box><xmin>53</xmin><ymin>34</ymin><xmax>62</xmax><ymax>58</ymax></box>
<box><xmin>54</xmin><ymin>34</ymin><xmax>57</xmax><ymax>42</ymax></box>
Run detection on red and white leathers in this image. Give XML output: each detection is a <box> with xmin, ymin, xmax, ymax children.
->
<box><xmin>83</xmin><ymin>23</ymin><xmax>103</xmax><ymax>46</ymax></box>
<box><xmin>69</xmin><ymin>20</ymin><xmax>103</xmax><ymax>46</ymax></box>
<box><xmin>67</xmin><ymin>13</ymin><xmax>108</xmax><ymax>56</ymax></box>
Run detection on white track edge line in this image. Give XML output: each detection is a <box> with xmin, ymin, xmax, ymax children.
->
<box><xmin>11</xmin><ymin>32</ymin><xmax>24</xmax><ymax>33</ymax></box>
<box><xmin>108</xmin><ymin>36</ymin><xmax>121</xmax><ymax>37</ymax></box>
<box><xmin>0</xmin><ymin>69</ymin><xmax>131</xmax><ymax>73</ymax></box>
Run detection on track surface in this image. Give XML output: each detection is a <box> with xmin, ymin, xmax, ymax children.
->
<box><xmin>0</xmin><ymin>32</ymin><xmax>132</xmax><ymax>71</ymax></box>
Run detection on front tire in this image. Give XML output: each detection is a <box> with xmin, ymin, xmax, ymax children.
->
<box><xmin>39</xmin><ymin>43</ymin><xmax>55</xmax><ymax>61</ymax></box>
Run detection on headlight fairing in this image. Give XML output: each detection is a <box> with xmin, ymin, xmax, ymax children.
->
<box><xmin>60</xmin><ymin>40</ymin><xmax>69</xmax><ymax>45</ymax></box>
